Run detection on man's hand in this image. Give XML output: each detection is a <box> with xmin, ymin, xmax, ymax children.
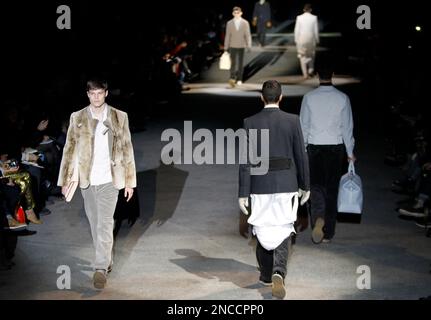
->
<box><xmin>348</xmin><ymin>154</ymin><xmax>356</xmax><ymax>163</ymax></box>
<box><xmin>246</xmin><ymin>47</ymin><xmax>252</xmax><ymax>53</ymax></box>
<box><xmin>1</xmin><ymin>163</ymin><xmax>19</xmax><ymax>175</ymax></box>
<box><xmin>37</xmin><ymin>119</ymin><xmax>49</xmax><ymax>131</ymax></box>
<box><xmin>124</xmin><ymin>187</ymin><xmax>134</xmax><ymax>202</ymax></box>
<box><xmin>27</xmin><ymin>153</ymin><xmax>39</xmax><ymax>162</ymax></box>
<box><xmin>238</xmin><ymin>197</ymin><xmax>249</xmax><ymax>215</ymax></box>
<box><xmin>298</xmin><ymin>189</ymin><xmax>310</xmax><ymax>206</ymax></box>
<box><xmin>61</xmin><ymin>186</ymin><xmax>68</xmax><ymax>197</ymax></box>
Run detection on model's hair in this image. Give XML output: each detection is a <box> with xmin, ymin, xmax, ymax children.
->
<box><xmin>304</xmin><ymin>3</ymin><xmax>312</xmax><ymax>12</ymax></box>
<box><xmin>86</xmin><ymin>77</ymin><xmax>108</xmax><ymax>91</ymax></box>
<box><xmin>262</xmin><ymin>80</ymin><xmax>282</xmax><ymax>103</ymax></box>
<box><xmin>316</xmin><ymin>58</ymin><xmax>334</xmax><ymax>81</ymax></box>
<box><xmin>232</xmin><ymin>6</ymin><xmax>242</xmax><ymax>12</ymax></box>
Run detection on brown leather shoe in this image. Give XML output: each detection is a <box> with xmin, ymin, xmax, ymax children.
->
<box><xmin>25</xmin><ymin>210</ymin><xmax>43</xmax><ymax>224</ymax></box>
<box><xmin>6</xmin><ymin>217</ymin><xmax>27</xmax><ymax>230</ymax></box>
<box><xmin>311</xmin><ymin>217</ymin><xmax>324</xmax><ymax>244</ymax></box>
<box><xmin>93</xmin><ymin>270</ymin><xmax>107</xmax><ymax>289</ymax></box>
<box><xmin>272</xmin><ymin>273</ymin><xmax>286</xmax><ymax>299</ymax></box>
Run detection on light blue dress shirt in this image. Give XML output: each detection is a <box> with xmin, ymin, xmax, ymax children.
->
<box><xmin>299</xmin><ymin>85</ymin><xmax>355</xmax><ymax>157</ymax></box>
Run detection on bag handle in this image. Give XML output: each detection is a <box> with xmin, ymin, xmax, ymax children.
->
<box><xmin>348</xmin><ymin>160</ymin><xmax>356</xmax><ymax>175</ymax></box>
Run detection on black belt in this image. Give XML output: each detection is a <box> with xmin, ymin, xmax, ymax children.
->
<box><xmin>251</xmin><ymin>158</ymin><xmax>292</xmax><ymax>171</ymax></box>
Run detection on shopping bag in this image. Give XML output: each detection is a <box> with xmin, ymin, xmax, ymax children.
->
<box><xmin>337</xmin><ymin>161</ymin><xmax>363</xmax><ymax>214</ymax></box>
<box><xmin>219</xmin><ymin>51</ymin><xmax>231</xmax><ymax>70</ymax></box>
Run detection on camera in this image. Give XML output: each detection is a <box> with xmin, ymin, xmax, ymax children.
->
<box><xmin>9</xmin><ymin>159</ymin><xmax>19</xmax><ymax>168</ymax></box>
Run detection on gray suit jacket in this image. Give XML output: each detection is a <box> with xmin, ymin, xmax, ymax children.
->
<box><xmin>239</xmin><ymin>108</ymin><xmax>310</xmax><ymax>197</ymax></box>
<box><xmin>224</xmin><ymin>18</ymin><xmax>252</xmax><ymax>49</ymax></box>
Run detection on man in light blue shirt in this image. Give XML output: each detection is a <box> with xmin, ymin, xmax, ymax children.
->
<box><xmin>299</xmin><ymin>62</ymin><xmax>356</xmax><ymax>244</ymax></box>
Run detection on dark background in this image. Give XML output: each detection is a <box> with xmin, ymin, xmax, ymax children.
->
<box><xmin>0</xmin><ymin>0</ymin><xmax>427</xmax><ymax>125</ymax></box>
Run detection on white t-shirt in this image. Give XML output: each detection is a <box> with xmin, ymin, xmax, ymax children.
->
<box><xmin>89</xmin><ymin>105</ymin><xmax>112</xmax><ymax>186</ymax></box>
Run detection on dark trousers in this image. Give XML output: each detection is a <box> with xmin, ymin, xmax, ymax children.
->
<box><xmin>229</xmin><ymin>48</ymin><xmax>245</xmax><ymax>81</ymax></box>
<box><xmin>1</xmin><ymin>185</ymin><xmax>20</xmax><ymax>263</ymax></box>
<box><xmin>307</xmin><ymin>144</ymin><xmax>345</xmax><ymax>239</ymax></box>
<box><xmin>257</xmin><ymin>31</ymin><xmax>266</xmax><ymax>46</ymax></box>
<box><xmin>419</xmin><ymin>169</ymin><xmax>431</xmax><ymax>197</ymax></box>
<box><xmin>256</xmin><ymin>235</ymin><xmax>291</xmax><ymax>282</ymax></box>
<box><xmin>0</xmin><ymin>184</ymin><xmax>20</xmax><ymax>219</ymax></box>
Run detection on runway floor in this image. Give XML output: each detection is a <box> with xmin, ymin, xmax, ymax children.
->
<box><xmin>1</xmin><ymin>42</ymin><xmax>430</xmax><ymax>300</ymax></box>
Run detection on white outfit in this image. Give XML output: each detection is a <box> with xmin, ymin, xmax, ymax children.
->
<box><xmin>294</xmin><ymin>12</ymin><xmax>319</xmax><ymax>76</ymax></box>
<box><xmin>249</xmin><ymin>192</ymin><xmax>298</xmax><ymax>251</ymax></box>
<box><xmin>299</xmin><ymin>85</ymin><xmax>355</xmax><ymax>157</ymax></box>
<box><xmin>89</xmin><ymin>104</ymin><xmax>113</xmax><ymax>186</ymax></box>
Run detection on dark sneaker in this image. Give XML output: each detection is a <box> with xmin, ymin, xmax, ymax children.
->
<box><xmin>272</xmin><ymin>273</ymin><xmax>286</xmax><ymax>299</ymax></box>
<box><xmin>415</xmin><ymin>220</ymin><xmax>431</xmax><ymax>228</ymax></box>
<box><xmin>93</xmin><ymin>270</ymin><xmax>107</xmax><ymax>289</ymax></box>
<box><xmin>398</xmin><ymin>206</ymin><xmax>426</xmax><ymax>218</ymax></box>
<box><xmin>258</xmin><ymin>276</ymin><xmax>272</xmax><ymax>286</ymax></box>
<box><xmin>311</xmin><ymin>218</ymin><xmax>325</xmax><ymax>244</ymax></box>
<box><xmin>259</xmin><ymin>279</ymin><xmax>272</xmax><ymax>286</ymax></box>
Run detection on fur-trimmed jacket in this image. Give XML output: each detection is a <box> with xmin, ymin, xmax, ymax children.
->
<box><xmin>57</xmin><ymin>105</ymin><xmax>137</xmax><ymax>190</ymax></box>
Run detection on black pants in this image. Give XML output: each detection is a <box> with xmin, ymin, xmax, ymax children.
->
<box><xmin>256</xmin><ymin>235</ymin><xmax>291</xmax><ymax>282</ymax></box>
<box><xmin>1</xmin><ymin>185</ymin><xmax>20</xmax><ymax>262</ymax></box>
<box><xmin>0</xmin><ymin>184</ymin><xmax>20</xmax><ymax>220</ymax></box>
<box><xmin>257</xmin><ymin>31</ymin><xmax>266</xmax><ymax>46</ymax></box>
<box><xmin>229</xmin><ymin>48</ymin><xmax>245</xmax><ymax>81</ymax></box>
<box><xmin>307</xmin><ymin>144</ymin><xmax>345</xmax><ymax>239</ymax></box>
<box><xmin>419</xmin><ymin>169</ymin><xmax>431</xmax><ymax>197</ymax></box>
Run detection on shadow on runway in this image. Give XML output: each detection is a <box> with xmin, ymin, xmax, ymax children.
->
<box><xmin>243</xmin><ymin>40</ymin><xmax>288</xmax><ymax>83</ymax></box>
<box><xmin>170</xmin><ymin>249</ymin><xmax>273</xmax><ymax>299</ymax></box>
<box><xmin>112</xmin><ymin>161</ymin><xmax>189</xmax><ymax>272</ymax></box>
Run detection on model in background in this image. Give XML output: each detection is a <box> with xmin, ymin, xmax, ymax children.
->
<box><xmin>224</xmin><ymin>6</ymin><xmax>252</xmax><ymax>87</ymax></box>
<box><xmin>252</xmin><ymin>0</ymin><xmax>272</xmax><ymax>47</ymax></box>
<box><xmin>294</xmin><ymin>4</ymin><xmax>319</xmax><ymax>79</ymax></box>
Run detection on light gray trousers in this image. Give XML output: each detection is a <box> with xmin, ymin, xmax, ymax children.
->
<box><xmin>81</xmin><ymin>183</ymin><xmax>118</xmax><ymax>271</ymax></box>
<box><xmin>299</xmin><ymin>55</ymin><xmax>315</xmax><ymax>77</ymax></box>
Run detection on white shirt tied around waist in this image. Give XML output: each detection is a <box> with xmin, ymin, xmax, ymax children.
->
<box><xmin>89</xmin><ymin>104</ymin><xmax>112</xmax><ymax>186</ymax></box>
<box><xmin>248</xmin><ymin>192</ymin><xmax>298</xmax><ymax>251</ymax></box>
<box><xmin>299</xmin><ymin>85</ymin><xmax>355</xmax><ymax>157</ymax></box>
